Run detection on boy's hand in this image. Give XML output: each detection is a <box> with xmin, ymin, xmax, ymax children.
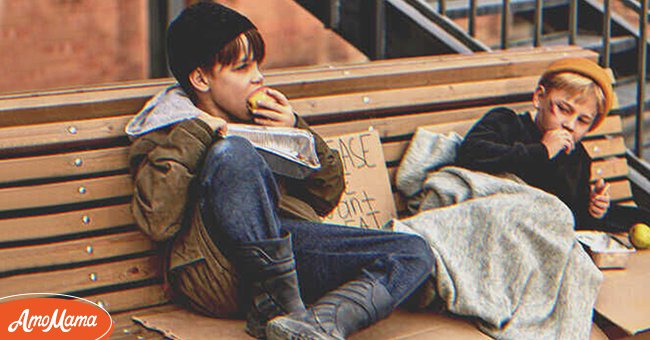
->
<box><xmin>589</xmin><ymin>178</ymin><xmax>610</xmax><ymax>219</ymax></box>
<box><xmin>197</xmin><ymin>112</ymin><xmax>228</xmax><ymax>136</ymax></box>
<box><xmin>541</xmin><ymin>129</ymin><xmax>574</xmax><ymax>159</ymax></box>
<box><xmin>250</xmin><ymin>88</ymin><xmax>296</xmax><ymax>127</ymax></box>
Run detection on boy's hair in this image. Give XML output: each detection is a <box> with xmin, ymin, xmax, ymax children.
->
<box><xmin>538</xmin><ymin>58</ymin><xmax>615</xmax><ymax>130</ymax></box>
<box><xmin>166</xmin><ymin>2</ymin><xmax>265</xmax><ymax>98</ymax></box>
<box><xmin>538</xmin><ymin>72</ymin><xmax>606</xmax><ymax>129</ymax></box>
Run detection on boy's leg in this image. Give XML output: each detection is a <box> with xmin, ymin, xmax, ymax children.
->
<box><xmin>268</xmin><ymin>219</ymin><xmax>434</xmax><ymax>340</ymax></box>
<box><xmin>197</xmin><ymin>136</ymin><xmax>304</xmax><ymax>338</ymax></box>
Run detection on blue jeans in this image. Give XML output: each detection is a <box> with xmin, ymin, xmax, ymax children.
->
<box><xmin>197</xmin><ymin>136</ymin><xmax>433</xmax><ymax>305</ymax></box>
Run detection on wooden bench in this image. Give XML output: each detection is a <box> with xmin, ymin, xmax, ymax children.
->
<box><xmin>0</xmin><ymin>46</ymin><xmax>632</xmax><ymax>339</ymax></box>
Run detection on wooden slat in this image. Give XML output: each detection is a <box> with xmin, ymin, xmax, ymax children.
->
<box><xmin>0</xmin><ymin>174</ymin><xmax>132</xmax><ymax>212</ymax></box>
<box><xmin>0</xmin><ymin>46</ymin><xmax>591</xmax><ymax>121</ymax></box>
<box><xmin>609</xmin><ymin>180</ymin><xmax>633</xmax><ymax>201</ymax></box>
<box><xmin>383</xmin><ymin>141</ymin><xmax>410</xmax><ymax>164</ymax></box>
<box><xmin>380</xmin><ymin>133</ymin><xmax>630</xmax><ymax>167</ymax></box>
<box><xmin>0</xmin><ymin>115</ymin><xmax>130</xmax><ymax>152</ymax></box>
<box><xmin>0</xmin><ymin>45</ymin><xmax>581</xmax><ymax>105</ymax></box>
<box><xmin>0</xmin><ymin>80</ymin><xmax>532</xmax><ymax>153</ymax></box>
<box><xmin>0</xmin><ymin>147</ymin><xmax>129</xmax><ymax>184</ymax></box>
<box><xmin>590</xmin><ymin>158</ymin><xmax>629</xmax><ymax>181</ymax></box>
<box><xmin>586</xmin><ymin>115</ymin><xmax>622</xmax><ymax>138</ymax></box>
<box><xmin>583</xmin><ymin>137</ymin><xmax>627</xmax><ymax>159</ymax></box>
<box><xmin>273</xmin><ymin>51</ymin><xmax>597</xmax><ymax>98</ymax></box>
<box><xmin>84</xmin><ymin>284</ymin><xmax>168</xmax><ymax>314</ymax></box>
<box><xmin>292</xmin><ymin>76</ymin><xmax>539</xmax><ymax>119</ymax></box>
<box><xmin>265</xmin><ymin>45</ymin><xmax>590</xmax><ymax>76</ymax></box>
<box><xmin>0</xmin><ymin>103</ymin><xmax>532</xmax><ymax>184</ymax></box>
<box><xmin>422</xmin><ymin>119</ymin><xmax>478</xmax><ymax>136</ymax></box>
<box><xmin>314</xmin><ymin>103</ymin><xmax>532</xmax><ymax>138</ymax></box>
<box><xmin>0</xmin><ymin>231</ymin><xmax>154</xmax><ymax>273</ymax></box>
<box><xmin>0</xmin><ymin>255</ymin><xmax>160</xmax><ymax>297</ymax></box>
<box><xmin>617</xmin><ymin>200</ymin><xmax>637</xmax><ymax>207</ymax></box>
<box><xmin>0</xmin><ymin>204</ymin><xmax>133</xmax><ymax>242</ymax></box>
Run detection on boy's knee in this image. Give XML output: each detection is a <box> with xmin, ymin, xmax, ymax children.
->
<box><xmin>405</xmin><ymin>234</ymin><xmax>434</xmax><ymax>270</ymax></box>
<box><xmin>201</xmin><ymin>136</ymin><xmax>268</xmax><ymax>182</ymax></box>
<box><xmin>206</xmin><ymin>136</ymin><xmax>262</xmax><ymax>168</ymax></box>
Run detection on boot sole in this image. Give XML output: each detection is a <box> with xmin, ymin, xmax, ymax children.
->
<box><xmin>266</xmin><ymin>319</ymin><xmax>336</xmax><ymax>340</ymax></box>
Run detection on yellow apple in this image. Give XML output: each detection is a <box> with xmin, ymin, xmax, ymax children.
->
<box><xmin>247</xmin><ymin>88</ymin><xmax>275</xmax><ymax>111</ymax></box>
<box><xmin>629</xmin><ymin>223</ymin><xmax>650</xmax><ymax>249</ymax></box>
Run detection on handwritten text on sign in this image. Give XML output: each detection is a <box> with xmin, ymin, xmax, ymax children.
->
<box><xmin>323</xmin><ymin>130</ymin><xmax>396</xmax><ymax>229</ymax></box>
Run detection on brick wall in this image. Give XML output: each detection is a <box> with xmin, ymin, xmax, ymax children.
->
<box><xmin>0</xmin><ymin>0</ymin><xmax>367</xmax><ymax>94</ymax></box>
<box><xmin>0</xmin><ymin>0</ymin><xmax>148</xmax><ymax>94</ymax></box>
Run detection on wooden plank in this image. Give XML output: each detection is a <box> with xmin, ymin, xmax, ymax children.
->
<box><xmin>0</xmin><ymin>48</ymin><xmax>594</xmax><ymax>127</ymax></box>
<box><xmin>84</xmin><ymin>284</ymin><xmax>168</xmax><ymax>314</ymax></box>
<box><xmin>583</xmin><ymin>137</ymin><xmax>627</xmax><ymax>159</ymax></box>
<box><xmin>0</xmin><ymin>102</ymin><xmax>530</xmax><ymax>164</ymax></box>
<box><xmin>0</xmin><ymin>255</ymin><xmax>160</xmax><ymax>297</ymax></box>
<box><xmin>0</xmin><ymin>231</ymin><xmax>154</xmax><ymax>273</ymax></box>
<box><xmin>0</xmin><ymin>115</ymin><xmax>130</xmax><ymax>152</ymax></box>
<box><xmin>316</xmin><ymin>103</ymin><xmax>532</xmax><ymax>139</ymax></box>
<box><xmin>0</xmin><ymin>103</ymin><xmax>533</xmax><ymax>184</ymax></box>
<box><xmin>292</xmin><ymin>76</ymin><xmax>539</xmax><ymax>119</ymax></box>
<box><xmin>0</xmin><ymin>147</ymin><xmax>129</xmax><ymax>184</ymax></box>
<box><xmin>0</xmin><ymin>46</ymin><xmax>579</xmax><ymax>105</ymax></box>
<box><xmin>0</xmin><ymin>174</ymin><xmax>132</xmax><ymax>212</ymax></box>
<box><xmin>590</xmin><ymin>158</ymin><xmax>629</xmax><ymax>181</ymax></box>
<box><xmin>0</xmin><ymin>204</ymin><xmax>134</xmax><ymax>242</ymax></box>
<box><xmin>265</xmin><ymin>45</ymin><xmax>589</xmax><ymax>76</ymax></box>
<box><xmin>609</xmin><ymin>180</ymin><xmax>633</xmax><ymax>201</ymax></box>
<box><xmin>383</xmin><ymin>141</ymin><xmax>410</xmax><ymax>164</ymax></box>
<box><xmin>274</xmin><ymin>51</ymin><xmax>597</xmax><ymax>99</ymax></box>
<box><xmin>422</xmin><ymin>119</ymin><xmax>478</xmax><ymax>137</ymax></box>
<box><xmin>586</xmin><ymin>115</ymin><xmax>622</xmax><ymax>138</ymax></box>
<box><xmin>616</xmin><ymin>200</ymin><xmax>637</xmax><ymax>207</ymax></box>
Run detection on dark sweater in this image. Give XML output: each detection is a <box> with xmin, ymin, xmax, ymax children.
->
<box><xmin>455</xmin><ymin>107</ymin><xmax>602</xmax><ymax>229</ymax></box>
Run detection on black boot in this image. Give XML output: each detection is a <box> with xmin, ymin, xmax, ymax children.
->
<box><xmin>238</xmin><ymin>232</ymin><xmax>306</xmax><ymax>339</ymax></box>
<box><xmin>265</xmin><ymin>278</ymin><xmax>393</xmax><ymax>340</ymax></box>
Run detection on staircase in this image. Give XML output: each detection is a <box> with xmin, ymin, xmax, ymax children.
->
<box><xmin>293</xmin><ymin>0</ymin><xmax>650</xmax><ymax>157</ymax></box>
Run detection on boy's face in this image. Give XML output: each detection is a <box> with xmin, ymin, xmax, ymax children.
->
<box><xmin>533</xmin><ymin>86</ymin><xmax>598</xmax><ymax>143</ymax></box>
<box><xmin>201</xmin><ymin>36</ymin><xmax>264</xmax><ymax>122</ymax></box>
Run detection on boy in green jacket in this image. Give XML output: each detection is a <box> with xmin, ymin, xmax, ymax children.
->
<box><xmin>126</xmin><ymin>2</ymin><xmax>433</xmax><ymax>339</ymax></box>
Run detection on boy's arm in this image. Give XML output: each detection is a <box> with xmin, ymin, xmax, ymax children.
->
<box><xmin>291</xmin><ymin>115</ymin><xmax>345</xmax><ymax>216</ymax></box>
<box><xmin>129</xmin><ymin>119</ymin><xmax>217</xmax><ymax>241</ymax></box>
<box><xmin>456</xmin><ymin>108</ymin><xmax>550</xmax><ymax>175</ymax></box>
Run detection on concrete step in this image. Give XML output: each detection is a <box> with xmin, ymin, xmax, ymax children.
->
<box><xmin>613</xmin><ymin>78</ymin><xmax>650</xmax><ymax>159</ymax></box>
<box><xmin>503</xmin><ymin>32</ymin><xmax>636</xmax><ymax>54</ymax></box>
<box><xmin>423</xmin><ymin>0</ymin><xmax>569</xmax><ymax>19</ymax></box>
<box><xmin>620</xmin><ymin>111</ymin><xmax>650</xmax><ymax>159</ymax></box>
<box><xmin>614</xmin><ymin>77</ymin><xmax>650</xmax><ymax>116</ymax></box>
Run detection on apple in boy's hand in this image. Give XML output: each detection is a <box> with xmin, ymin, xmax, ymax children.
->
<box><xmin>247</xmin><ymin>87</ymin><xmax>276</xmax><ymax>111</ymax></box>
<box><xmin>629</xmin><ymin>222</ymin><xmax>650</xmax><ymax>249</ymax></box>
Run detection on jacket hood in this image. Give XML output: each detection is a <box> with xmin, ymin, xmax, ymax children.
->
<box><xmin>125</xmin><ymin>84</ymin><xmax>204</xmax><ymax>137</ymax></box>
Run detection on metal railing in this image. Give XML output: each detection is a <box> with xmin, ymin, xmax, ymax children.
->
<box><xmin>637</xmin><ymin>0</ymin><xmax>648</xmax><ymax>157</ymax></box>
<box><xmin>430</xmin><ymin>0</ymin><xmax>649</xmax><ymax>158</ymax></box>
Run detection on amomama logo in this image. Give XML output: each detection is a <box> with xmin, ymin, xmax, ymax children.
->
<box><xmin>0</xmin><ymin>293</ymin><xmax>113</xmax><ymax>339</ymax></box>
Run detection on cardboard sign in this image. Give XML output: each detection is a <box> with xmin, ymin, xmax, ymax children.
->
<box><xmin>322</xmin><ymin>129</ymin><xmax>397</xmax><ymax>229</ymax></box>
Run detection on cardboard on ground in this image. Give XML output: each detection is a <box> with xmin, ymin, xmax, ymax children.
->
<box><xmin>321</xmin><ymin>129</ymin><xmax>397</xmax><ymax>229</ymax></box>
<box><xmin>595</xmin><ymin>249</ymin><xmax>650</xmax><ymax>335</ymax></box>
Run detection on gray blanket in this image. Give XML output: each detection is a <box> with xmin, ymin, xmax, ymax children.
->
<box><xmin>393</xmin><ymin>128</ymin><xmax>603</xmax><ymax>339</ymax></box>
